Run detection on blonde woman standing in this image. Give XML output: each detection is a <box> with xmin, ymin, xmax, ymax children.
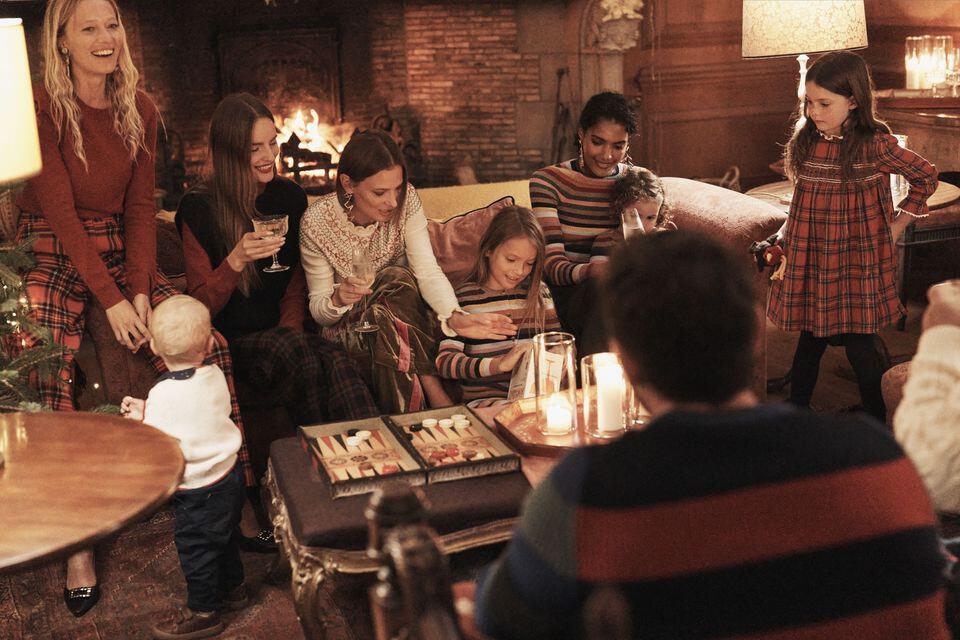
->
<box><xmin>16</xmin><ymin>0</ymin><xmax>250</xmax><ymax>617</ymax></box>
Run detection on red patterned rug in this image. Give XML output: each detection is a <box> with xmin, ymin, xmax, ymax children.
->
<box><xmin>0</xmin><ymin>507</ymin><xmax>328</xmax><ymax>640</ymax></box>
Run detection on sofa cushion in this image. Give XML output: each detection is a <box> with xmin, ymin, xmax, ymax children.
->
<box><xmin>427</xmin><ymin>196</ymin><xmax>514</xmax><ymax>287</ymax></box>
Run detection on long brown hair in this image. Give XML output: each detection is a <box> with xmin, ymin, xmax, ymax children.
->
<box><xmin>469</xmin><ymin>206</ymin><xmax>548</xmax><ymax>331</ymax></box>
<box><xmin>784</xmin><ymin>51</ymin><xmax>889</xmax><ymax>181</ymax></box>
<box><xmin>207</xmin><ymin>93</ymin><xmax>275</xmax><ymax>295</ymax></box>
<box><xmin>336</xmin><ymin>129</ymin><xmax>408</xmax><ymax>219</ymax></box>
<box><xmin>41</xmin><ymin>0</ymin><xmax>145</xmax><ymax>168</ymax></box>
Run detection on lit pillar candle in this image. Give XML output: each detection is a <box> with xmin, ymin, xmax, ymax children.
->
<box><xmin>544</xmin><ymin>393</ymin><xmax>573</xmax><ymax>433</ymax></box>
<box><xmin>595</xmin><ymin>355</ymin><xmax>626</xmax><ymax>432</ymax></box>
<box><xmin>906</xmin><ymin>54</ymin><xmax>922</xmax><ymax>89</ymax></box>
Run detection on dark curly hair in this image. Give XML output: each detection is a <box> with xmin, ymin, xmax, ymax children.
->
<box><xmin>603</xmin><ymin>231</ymin><xmax>757</xmax><ymax>404</ymax></box>
<box><xmin>578</xmin><ymin>91</ymin><xmax>637</xmax><ymax>134</ymax></box>
<box><xmin>610</xmin><ymin>166</ymin><xmax>671</xmax><ymax>229</ymax></box>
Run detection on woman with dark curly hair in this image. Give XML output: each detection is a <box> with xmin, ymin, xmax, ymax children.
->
<box><xmin>529</xmin><ymin>91</ymin><xmax>637</xmax><ymax>355</ymax></box>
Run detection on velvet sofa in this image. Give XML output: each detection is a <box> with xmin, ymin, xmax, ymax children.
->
<box><xmin>73</xmin><ymin>177</ymin><xmax>786</xmax><ymax>477</ymax></box>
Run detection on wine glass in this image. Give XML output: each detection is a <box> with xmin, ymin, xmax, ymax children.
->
<box><xmin>252</xmin><ymin>214</ymin><xmax>290</xmax><ymax>273</ymax></box>
<box><xmin>621</xmin><ymin>208</ymin><xmax>645</xmax><ymax>240</ymax></box>
<box><xmin>350</xmin><ymin>247</ymin><xmax>378</xmax><ymax>334</ymax></box>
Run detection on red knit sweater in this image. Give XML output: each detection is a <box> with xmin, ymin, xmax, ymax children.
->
<box><xmin>17</xmin><ymin>88</ymin><xmax>158</xmax><ymax>308</ymax></box>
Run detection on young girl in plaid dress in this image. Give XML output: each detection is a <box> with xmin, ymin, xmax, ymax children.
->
<box><xmin>768</xmin><ymin>51</ymin><xmax>938</xmax><ymax>421</ymax></box>
<box><xmin>436</xmin><ymin>207</ymin><xmax>561</xmax><ymax>407</ymax></box>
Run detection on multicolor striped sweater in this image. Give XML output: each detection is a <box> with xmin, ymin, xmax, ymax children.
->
<box><xmin>530</xmin><ymin>160</ymin><xmax>628</xmax><ymax>286</ymax></box>
<box><xmin>436</xmin><ymin>281</ymin><xmax>560</xmax><ymax>407</ymax></box>
<box><xmin>475</xmin><ymin>403</ymin><xmax>949</xmax><ymax>639</ymax></box>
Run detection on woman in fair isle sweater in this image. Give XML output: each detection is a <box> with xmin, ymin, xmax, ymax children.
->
<box><xmin>531</xmin><ymin>91</ymin><xmax>637</xmax><ymax>356</ymax></box>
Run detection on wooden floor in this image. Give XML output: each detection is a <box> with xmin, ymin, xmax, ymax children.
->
<box><xmin>765</xmin><ymin>300</ymin><xmax>924</xmax><ymax>412</ymax></box>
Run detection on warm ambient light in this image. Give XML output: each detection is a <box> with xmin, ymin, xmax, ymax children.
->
<box><xmin>0</xmin><ymin>18</ymin><xmax>41</xmax><ymax>185</ymax></box>
<box><xmin>742</xmin><ymin>0</ymin><xmax>867</xmax><ymax>99</ymax></box>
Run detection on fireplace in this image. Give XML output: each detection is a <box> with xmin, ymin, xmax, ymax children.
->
<box><xmin>216</xmin><ymin>26</ymin><xmax>354</xmax><ymax>192</ymax></box>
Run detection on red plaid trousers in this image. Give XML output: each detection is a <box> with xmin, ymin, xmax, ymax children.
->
<box><xmin>16</xmin><ymin>212</ymin><xmax>254</xmax><ymax>485</ymax></box>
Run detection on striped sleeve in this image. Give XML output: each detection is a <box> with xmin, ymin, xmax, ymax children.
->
<box><xmin>531</xmin><ymin>169</ymin><xmax>587</xmax><ymax>286</ymax></box>
<box><xmin>475</xmin><ymin>448</ymin><xmax>590</xmax><ymax>639</ymax></box>
<box><xmin>875</xmin><ymin>133</ymin><xmax>938</xmax><ymax>218</ymax></box>
<box><xmin>436</xmin><ymin>336</ymin><xmax>495</xmax><ymax>380</ymax></box>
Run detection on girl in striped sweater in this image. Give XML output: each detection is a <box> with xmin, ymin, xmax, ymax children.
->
<box><xmin>436</xmin><ymin>207</ymin><xmax>561</xmax><ymax>407</ymax></box>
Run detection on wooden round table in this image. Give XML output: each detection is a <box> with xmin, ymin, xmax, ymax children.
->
<box><xmin>0</xmin><ymin>412</ymin><xmax>184</xmax><ymax>573</ymax></box>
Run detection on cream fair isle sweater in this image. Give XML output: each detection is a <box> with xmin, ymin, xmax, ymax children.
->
<box><xmin>300</xmin><ymin>185</ymin><xmax>461</xmax><ymax>327</ymax></box>
<box><xmin>894</xmin><ymin>325</ymin><xmax>960</xmax><ymax>513</ymax></box>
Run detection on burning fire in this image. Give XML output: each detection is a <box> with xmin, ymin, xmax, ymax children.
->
<box><xmin>276</xmin><ymin>109</ymin><xmax>355</xmax><ymax>168</ymax></box>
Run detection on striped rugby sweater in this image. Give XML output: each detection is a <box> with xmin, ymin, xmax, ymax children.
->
<box><xmin>436</xmin><ymin>281</ymin><xmax>560</xmax><ymax>407</ymax></box>
<box><xmin>475</xmin><ymin>403</ymin><xmax>949</xmax><ymax>639</ymax></box>
<box><xmin>530</xmin><ymin>160</ymin><xmax>628</xmax><ymax>286</ymax></box>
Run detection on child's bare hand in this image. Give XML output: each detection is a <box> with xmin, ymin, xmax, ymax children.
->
<box><xmin>120</xmin><ymin>396</ymin><xmax>145</xmax><ymax>421</ymax></box>
<box><xmin>494</xmin><ymin>342</ymin><xmax>533</xmax><ymax>374</ymax></box>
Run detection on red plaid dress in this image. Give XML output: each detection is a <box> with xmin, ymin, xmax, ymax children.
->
<box><xmin>769</xmin><ymin>132</ymin><xmax>937</xmax><ymax>336</ymax></box>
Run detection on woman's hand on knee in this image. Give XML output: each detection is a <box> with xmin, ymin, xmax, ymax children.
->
<box><xmin>448</xmin><ymin>311</ymin><xmax>517</xmax><ymax>340</ymax></box>
<box><xmin>105</xmin><ymin>299</ymin><xmax>152</xmax><ymax>352</ymax></box>
<box><xmin>332</xmin><ymin>277</ymin><xmax>372</xmax><ymax>307</ymax></box>
<box><xmin>226</xmin><ymin>231</ymin><xmax>284</xmax><ymax>272</ymax></box>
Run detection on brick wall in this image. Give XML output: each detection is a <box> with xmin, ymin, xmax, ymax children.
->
<box><xmin>129</xmin><ymin>0</ymin><xmax>549</xmax><ymax>187</ymax></box>
<box><xmin>402</xmin><ymin>0</ymin><xmax>544</xmax><ymax>184</ymax></box>
<box><xmin>8</xmin><ymin>0</ymin><xmax>551</xmax><ymax>188</ymax></box>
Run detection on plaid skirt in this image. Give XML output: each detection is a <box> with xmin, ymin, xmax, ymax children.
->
<box><xmin>322</xmin><ymin>266</ymin><xmax>440</xmax><ymax>414</ymax></box>
<box><xmin>16</xmin><ymin>212</ymin><xmax>254</xmax><ymax>485</ymax></box>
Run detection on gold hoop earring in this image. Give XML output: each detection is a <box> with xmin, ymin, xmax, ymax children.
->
<box><xmin>343</xmin><ymin>191</ymin><xmax>354</xmax><ymax>211</ymax></box>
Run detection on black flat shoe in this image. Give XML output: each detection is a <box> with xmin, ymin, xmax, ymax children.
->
<box><xmin>238</xmin><ymin>528</ymin><xmax>278</xmax><ymax>553</ymax></box>
<box><xmin>63</xmin><ymin>584</ymin><xmax>101</xmax><ymax>617</ymax></box>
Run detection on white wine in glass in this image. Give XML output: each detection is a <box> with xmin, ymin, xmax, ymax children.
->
<box><xmin>350</xmin><ymin>247</ymin><xmax>378</xmax><ymax>334</ymax></box>
<box><xmin>253</xmin><ymin>214</ymin><xmax>290</xmax><ymax>273</ymax></box>
<box><xmin>621</xmin><ymin>208</ymin><xmax>645</xmax><ymax>240</ymax></box>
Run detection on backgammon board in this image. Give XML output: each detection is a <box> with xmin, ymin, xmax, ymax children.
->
<box><xmin>299</xmin><ymin>406</ymin><xmax>521</xmax><ymax>498</ymax></box>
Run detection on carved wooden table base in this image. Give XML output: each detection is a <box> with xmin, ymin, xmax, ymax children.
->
<box><xmin>263</xmin><ymin>461</ymin><xmax>517</xmax><ymax>640</ymax></box>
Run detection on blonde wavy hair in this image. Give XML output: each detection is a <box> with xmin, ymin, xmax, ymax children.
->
<box><xmin>41</xmin><ymin>0</ymin><xmax>145</xmax><ymax>168</ymax></box>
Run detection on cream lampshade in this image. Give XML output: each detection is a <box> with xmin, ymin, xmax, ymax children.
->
<box><xmin>0</xmin><ymin>18</ymin><xmax>41</xmax><ymax>185</ymax></box>
<box><xmin>742</xmin><ymin>0</ymin><xmax>868</xmax><ymax>98</ymax></box>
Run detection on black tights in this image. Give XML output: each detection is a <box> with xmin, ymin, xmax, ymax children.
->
<box><xmin>788</xmin><ymin>331</ymin><xmax>887</xmax><ymax>422</ymax></box>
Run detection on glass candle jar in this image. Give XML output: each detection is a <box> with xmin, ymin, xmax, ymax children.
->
<box><xmin>533</xmin><ymin>331</ymin><xmax>577</xmax><ymax>436</ymax></box>
<box><xmin>581</xmin><ymin>352</ymin><xmax>630</xmax><ymax>438</ymax></box>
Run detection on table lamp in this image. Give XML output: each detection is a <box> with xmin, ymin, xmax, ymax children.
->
<box><xmin>0</xmin><ymin>18</ymin><xmax>40</xmax><ymax>471</ymax></box>
<box><xmin>742</xmin><ymin>0</ymin><xmax>868</xmax><ymax>100</ymax></box>
<box><xmin>0</xmin><ymin>18</ymin><xmax>41</xmax><ymax>186</ymax></box>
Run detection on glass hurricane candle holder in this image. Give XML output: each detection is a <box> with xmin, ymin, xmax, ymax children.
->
<box><xmin>533</xmin><ymin>331</ymin><xmax>577</xmax><ymax>436</ymax></box>
<box><xmin>905</xmin><ymin>36</ymin><xmax>923</xmax><ymax>90</ymax></box>
<box><xmin>581</xmin><ymin>352</ymin><xmax>630</xmax><ymax>439</ymax></box>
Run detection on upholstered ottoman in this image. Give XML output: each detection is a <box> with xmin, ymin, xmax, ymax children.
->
<box><xmin>882</xmin><ymin>361</ymin><xmax>911</xmax><ymax>424</ymax></box>
<box><xmin>263</xmin><ymin>437</ymin><xmax>528</xmax><ymax>639</ymax></box>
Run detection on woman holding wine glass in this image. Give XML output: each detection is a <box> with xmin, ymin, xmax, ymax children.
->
<box><xmin>176</xmin><ymin>94</ymin><xmax>379</xmax><ymax>519</ymax></box>
<box><xmin>300</xmin><ymin>129</ymin><xmax>517</xmax><ymax>413</ymax></box>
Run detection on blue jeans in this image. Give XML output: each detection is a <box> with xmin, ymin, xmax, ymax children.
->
<box><xmin>173</xmin><ymin>464</ymin><xmax>245</xmax><ymax>612</ymax></box>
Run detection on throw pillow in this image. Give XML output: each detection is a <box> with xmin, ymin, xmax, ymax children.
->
<box><xmin>428</xmin><ymin>195</ymin><xmax>514</xmax><ymax>287</ymax></box>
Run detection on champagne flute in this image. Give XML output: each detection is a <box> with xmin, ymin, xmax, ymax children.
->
<box><xmin>621</xmin><ymin>208</ymin><xmax>645</xmax><ymax>240</ymax></box>
<box><xmin>350</xmin><ymin>247</ymin><xmax>379</xmax><ymax>334</ymax></box>
<box><xmin>252</xmin><ymin>214</ymin><xmax>290</xmax><ymax>273</ymax></box>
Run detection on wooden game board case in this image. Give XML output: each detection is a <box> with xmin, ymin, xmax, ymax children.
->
<box><xmin>299</xmin><ymin>417</ymin><xmax>426</xmax><ymax>499</ymax></box>
<box><xmin>385</xmin><ymin>405</ymin><xmax>521</xmax><ymax>485</ymax></box>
